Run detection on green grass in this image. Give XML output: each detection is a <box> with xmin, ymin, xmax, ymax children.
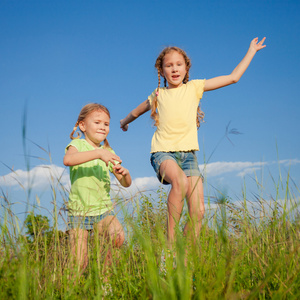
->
<box><xmin>1</xmin><ymin>172</ymin><xmax>300</xmax><ymax>300</ymax></box>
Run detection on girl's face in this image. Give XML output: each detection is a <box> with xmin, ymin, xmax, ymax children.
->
<box><xmin>79</xmin><ymin>110</ymin><xmax>110</xmax><ymax>148</ymax></box>
<box><xmin>162</xmin><ymin>50</ymin><xmax>187</xmax><ymax>89</ymax></box>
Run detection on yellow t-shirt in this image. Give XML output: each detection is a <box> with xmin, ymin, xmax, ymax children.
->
<box><xmin>148</xmin><ymin>79</ymin><xmax>205</xmax><ymax>153</ymax></box>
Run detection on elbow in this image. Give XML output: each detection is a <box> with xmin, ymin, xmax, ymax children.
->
<box><xmin>63</xmin><ymin>157</ymin><xmax>71</xmax><ymax>166</ymax></box>
<box><xmin>230</xmin><ymin>73</ymin><xmax>240</xmax><ymax>84</ymax></box>
<box><xmin>124</xmin><ymin>181</ymin><xmax>132</xmax><ymax>188</ymax></box>
<box><xmin>232</xmin><ymin>77</ymin><xmax>239</xmax><ymax>84</ymax></box>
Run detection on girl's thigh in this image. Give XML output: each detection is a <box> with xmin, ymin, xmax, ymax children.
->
<box><xmin>69</xmin><ymin>228</ymin><xmax>89</xmax><ymax>254</ymax></box>
<box><xmin>159</xmin><ymin>159</ymin><xmax>188</xmax><ymax>186</ymax></box>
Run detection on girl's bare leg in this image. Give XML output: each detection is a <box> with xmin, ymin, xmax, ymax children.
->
<box><xmin>69</xmin><ymin>228</ymin><xmax>89</xmax><ymax>274</ymax></box>
<box><xmin>184</xmin><ymin>176</ymin><xmax>205</xmax><ymax>242</ymax></box>
<box><xmin>96</xmin><ymin>215</ymin><xmax>125</xmax><ymax>267</ymax></box>
<box><xmin>159</xmin><ymin>159</ymin><xmax>188</xmax><ymax>246</ymax></box>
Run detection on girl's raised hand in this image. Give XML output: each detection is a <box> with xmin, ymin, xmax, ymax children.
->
<box><xmin>250</xmin><ymin>37</ymin><xmax>266</xmax><ymax>52</ymax></box>
<box><xmin>98</xmin><ymin>148</ymin><xmax>122</xmax><ymax>166</ymax></box>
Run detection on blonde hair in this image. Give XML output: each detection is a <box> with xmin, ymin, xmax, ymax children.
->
<box><xmin>70</xmin><ymin>103</ymin><xmax>111</xmax><ymax>148</ymax></box>
<box><xmin>150</xmin><ymin>46</ymin><xmax>205</xmax><ymax>129</ymax></box>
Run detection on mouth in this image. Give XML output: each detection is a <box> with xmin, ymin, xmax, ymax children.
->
<box><xmin>172</xmin><ymin>75</ymin><xmax>180</xmax><ymax>79</ymax></box>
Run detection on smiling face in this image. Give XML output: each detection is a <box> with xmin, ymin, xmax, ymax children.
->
<box><xmin>79</xmin><ymin>109</ymin><xmax>110</xmax><ymax>148</ymax></box>
<box><xmin>162</xmin><ymin>50</ymin><xmax>187</xmax><ymax>89</ymax></box>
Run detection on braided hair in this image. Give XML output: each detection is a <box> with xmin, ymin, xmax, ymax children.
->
<box><xmin>150</xmin><ymin>46</ymin><xmax>205</xmax><ymax>129</ymax></box>
<box><xmin>69</xmin><ymin>103</ymin><xmax>111</xmax><ymax>149</ymax></box>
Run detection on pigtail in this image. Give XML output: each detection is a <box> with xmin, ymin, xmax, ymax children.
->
<box><xmin>70</xmin><ymin>121</ymin><xmax>81</xmax><ymax>140</ymax></box>
<box><xmin>196</xmin><ymin>106</ymin><xmax>205</xmax><ymax>129</ymax></box>
<box><xmin>150</xmin><ymin>70</ymin><xmax>161</xmax><ymax>127</ymax></box>
<box><xmin>103</xmin><ymin>138</ymin><xmax>111</xmax><ymax>149</ymax></box>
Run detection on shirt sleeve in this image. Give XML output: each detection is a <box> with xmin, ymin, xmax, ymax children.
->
<box><xmin>191</xmin><ymin>79</ymin><xmax>206</xmax><ymax>99</ymax></box>
<box><xmin>147</xmin><ymin>89</ymin><xmax>157</xmax><ymax>105</ymax></box>
<box><xmin>65</xmin><ymin>139</ymin><xmax>82</xmax><ymax>153</ymax></box>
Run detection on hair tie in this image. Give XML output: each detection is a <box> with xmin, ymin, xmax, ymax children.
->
<box><xmin>155</xmin><ymin>91</ymin><xmax>159</xmax><ymax>96</ymax></box>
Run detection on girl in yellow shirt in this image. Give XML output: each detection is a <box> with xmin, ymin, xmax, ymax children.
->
<box><xmin>120</xmin><ymin>37</ymin><xmax>266</xmax><ymax>249</ymax></box>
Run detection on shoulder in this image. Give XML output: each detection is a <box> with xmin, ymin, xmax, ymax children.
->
<box><xmin>65</xmin><ymin>139</ymin><xmax>89</xmax><ymax>152</ymax></box>
<box><xmin>187</xmin><ymin>79</ymin><xmax>205</xmax><ymax>88</ymax></box>
<box><xmin>187</xmin><ymin>80</ymin><xmax>206</xmax><ymax>98</ymax></box>
<box><xmin>148</xmin><ymin>87</ymin><xmax>167</xmax><ymax>104</ymax></box>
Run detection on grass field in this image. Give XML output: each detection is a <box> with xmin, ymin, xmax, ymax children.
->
<box><xmin>1</xmin><ymin>167</ymin><xmax>299</xmax><ymax>300</ymax></box>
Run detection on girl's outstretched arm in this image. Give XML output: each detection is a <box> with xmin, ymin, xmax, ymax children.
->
<box><xmin>204</xmin><ymin>37</ymin><xmax>266</xmax><ymax>92</ymax></box>
<box><xmin>113</xmin><ymin>164</ymin><xmax>132</xmax><ymax>187</ymax></box>
<box><xmin>64</xmin><ymin>145</ymin><xmax>121</xmax><ymax>167</ymax></box>
<box><xmin>120</xmin><ymin>99</ymin><xmax>151</xmax><ymax>131</ymax></box>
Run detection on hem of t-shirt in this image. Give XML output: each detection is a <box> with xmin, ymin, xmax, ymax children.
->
<box><xmin>150</xmin><ymin>148</ymin><xmax>199</xmax><ymax>154</ymax></box>
<box><xmin>67</xmin><ymin>208</ymin><xmax>113</xmax><ymax>217</ymax></box>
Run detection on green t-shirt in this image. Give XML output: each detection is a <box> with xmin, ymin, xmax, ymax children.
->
<box><xmin>65</xmin><ymin>139</ymin><xmax>116</xmax><ymax>216</ymax></box>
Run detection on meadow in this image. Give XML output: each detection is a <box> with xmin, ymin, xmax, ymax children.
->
<box><xmin>0</xmin><ymin>163</ymin><xmax>299</xmax><ymax>300</ymax></box>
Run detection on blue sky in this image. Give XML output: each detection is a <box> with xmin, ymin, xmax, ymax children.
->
<box><xmin>1</xmin><ymin>0</ymin><xmax>299</xmax><ymax>228</ymax></box>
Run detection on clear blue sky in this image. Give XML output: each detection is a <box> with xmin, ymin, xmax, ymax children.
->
<box><xmin>1</xmin><ymin>0</ymin><xmax>299</xmax><ymax>227</ymax></box>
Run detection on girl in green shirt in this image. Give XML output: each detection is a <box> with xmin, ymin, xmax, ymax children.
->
<box><xmin>64</xmin><ymin>103</ymin><xmax>132</xmax><ymax>274</ymax></box>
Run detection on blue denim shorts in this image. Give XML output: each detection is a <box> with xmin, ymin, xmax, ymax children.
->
<box><xmin>150</xmin><ymin>151</ymin><xmax>202</xmax><ymax>185</ymax></box>
<box><xmin>67</xmin><ymin>210</ymin><xmax>114</xmax><ymax>230</ymax></box>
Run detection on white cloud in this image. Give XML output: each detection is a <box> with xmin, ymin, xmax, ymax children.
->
<box><xmin>1</xmin><ymin>158</ymin><xmax>299</xmax><ymax>194</ymax></box>
<box><xmin>199</xmin><ymin>161</ymin><xmax>268</xmax><ymax>177</ymax></box>
<box><xmin>0</xmin><ymin>165</ymin><xmax>69</xmax><ymax>190</ymax></box>
<box><xmin>111</xmin><ymin>176</ymin><xmax>162</xmax><ymax>199</ymax></box>
<box><xmin>277</xmin><ymin>159</ymin><xmax>300</xmax><ymax>166</ymax></box>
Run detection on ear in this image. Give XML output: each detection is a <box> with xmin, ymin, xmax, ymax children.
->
<box><xmin>78</xmin><ymin>121</ymin><xmax>86</xmax><ymax>132</ymax></box>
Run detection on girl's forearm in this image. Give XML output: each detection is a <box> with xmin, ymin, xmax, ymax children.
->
<box><xmin>119</xmin><ymin>173</ymin><xmax>132</xmax><ymax>187</ymax></box>
<box><xmin>64</xmin><ymin>149</ymin><xmax>120</xmax><ymax>166</ymax></box>
<box><xmin>122</xmin><ymin>112</ymin><xmax>137</xmax><ymax>126</ymax></box>
<box><xmin>230</xmin><ymin>47</ymin><xmax>257</xmax><ymax>82</ymax></box>
<box><xmin>204</xmin><ymin>37</ymin><xmax>265</xmax><ymax>92</ymax></box>
<box><xmin>64</xmin><ymin>150</ymin><xmax>100</xmax><ymax>166</ymax></box>
<box><xmin>121</xmin><ymin>100</ymin><xmax>151</xmax><ymax>127</ymax></box>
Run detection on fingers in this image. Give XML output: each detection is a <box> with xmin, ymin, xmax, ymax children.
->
<box><xmin>111</xmin><ymin>157</ymin><xmax>122</xmax><ymax>165</ymax></box>
<box><xmin>258</xmin><ymin>37</ymin><xmax>266</xmax><ymax>47</ymax></box>
<box><xmin>106</xmin><ymin>152</ymin><xmax>122</xmax><ymax>166</ymax></box>
<box><xmin>113</xmin><ymin>164</ymin><xmax>127</xmax><ymax>175</ymax></box>
<box><xmin>121</xmin><ymin>124</ymin><xmax>128</xmax><ymax>131</ymax></box>
<box><xmin>260</xmin><ymin>37</ymin><xmax>266</xmax><ymax>44</ymax></box>
<box><xmin>120</xmin><ymin>120</ymin><xmax>129</xmax><ymax>132</ymax></box>
<box><xmin>251</xmin><ymin>37</ymin><xmax>266</xmax><ymax>51</ymax></box>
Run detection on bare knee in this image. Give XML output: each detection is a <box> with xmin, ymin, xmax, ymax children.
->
<box><xmin>108</xmin><ymin>222</ymin><xmax>125</xmax><ymax>247</ymax></box>
<box><xmin>98</xmin><ymin>217</ymin><xmax>125</xmax><ymax>248</ymax></box>
<box><xmin>171</xmin><ymin>175</ymin><xmax>189</xmax><ymax>196</ymax></box>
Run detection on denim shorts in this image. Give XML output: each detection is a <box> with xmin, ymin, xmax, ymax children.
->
<box><xmin>67</xmin><ymin>210</ymin><xmax>114</xmax><ymax>230</ymax></box>
<box><xmin>150</xmin><ymin>151</ymin><xmax>202</xmax><ymax>185</ymax></box>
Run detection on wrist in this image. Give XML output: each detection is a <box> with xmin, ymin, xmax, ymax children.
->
<box><xmin>96</xmin><ymin>148</ymin><xmax>104</xmax><ymax>158</ymax></box>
